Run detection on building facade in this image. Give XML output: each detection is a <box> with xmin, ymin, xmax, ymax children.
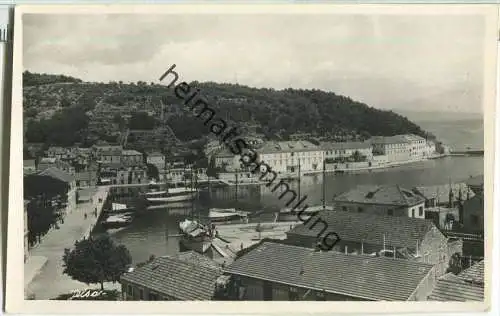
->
<box><xmin>23</xmin><ymin>159</ymin><xmax>37</xmax><ymax>175</ymax></box>
<box><xmin>122</xmin><ymin>149</ymin><xmax>143</xmax><ymax>165</ymax></box>
<box><xmin>146</xmin><ymin>152</ymin><xmax>165</xmax><ymax>170</ymax></box>
<box><xmin>402</xmin><ymin>134</ymin><xmax>429</xmax><ymax>160</ymax></box>
<box><xmin>333</xmin><ymin>185</ymin><xmax>426</xmax><ymax>219</ymax></box>
<box><xmin>257</xmin><ymin>141</ymin><xmax>324</xmax><ymax>174</ymax></box>
<box><xmin>321</xmin><ymin>141</ymin><xmax>373</xmax><ymax>162</ymax></box>
<box><xmin>371</xmin><ymin>135</ymin><xmax>411</xmax><ymax>162</ymax></box>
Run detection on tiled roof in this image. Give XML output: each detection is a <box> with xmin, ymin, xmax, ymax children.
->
<box><xmin>48</xmin><ymin>146</ymin><xmax>67</xmax><ymax>153</ymax></box>
<box><xmin>147</xmin><ymin>152</ymin><xmax>164</xmax><ymax>157</ymax></box>
<box><xmin>38</xmin><ymin>167</ymin><xmax>74</xmax><ymax>183</ymax></box>
<box><xmin>413</xmin><ymin>183</ymin><xmax>474</xmax><ymax>202</ymax></box>
<box><xmin>122</xmin><ymin>149</ymin><xmax>142</xmax><ymax>156</ymax></box>
<box><xmin>225</xmin><ymin>242</ymin><xmax>434</xmax><ymax>301</ymax></box>
<box><xmin>75</xmin><ymin>171</ymin><xmax>97</xmax><ymax>181</ymax></box>
<box><xmin>334</xmin><ymin>185</ymin><xmax>425</xmax><ymax>206</ymax></box>
<box><xmin>428</xmin><ymin>273</ymin><xmax>483</xmax><ymax>301</ymax></box>
<box><xmin>466</xmin><ymin>175</ymin><xmax>484</xmax><ymax>187</ymax></box>
<box><xmin>370</xmin><ymin>135</ymin><xmax>409</xmax><ymax>145</ymax></box>
<box><xmin>121</xmin><ymin>255</ymin><xmax>223</xmax><ymax>300</ymax></box>
<box><xmin>39</xmin><ymin>157</ymin><xmax>57</xmax><ymax>164</ymax></box>
<box><xmin>176</xmin><ymin>251</ymin><xmax>222</xmax><ymax>270</ymax></box>
<box><xmin>402</xmin><ymin>134</ymin><xmax>426</xmax><ymax>142</ymax></box>
<box><xmin>458</xmin><ymin>260</ymin><xmax>484</xmax><ymax>285</ymax></box>
<box><xmin>320</xmin><ymin>141</ymin><xmax>372</xmax><ymax>150</ymax></box>
<box><xmin>287</xmin><ymin>210</ymin><xmax>437</xmax><ymax>249</ymax></box>
<box><xmin>259</xmin><ymin>141</ymin><xmax>321</xmax><ymax>154</ymax></box>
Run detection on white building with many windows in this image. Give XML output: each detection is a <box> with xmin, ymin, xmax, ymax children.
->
<box><xmin>371</xmin><ymin>135</ymin><xmax>410</xmax><ymax>162</ymax></box>
<box><xmin>257</xmin><ymin>141</ymin><xmax>324</xmax><ymax>174</ymax></box>
<box><xmin>402</xmin><ymin>134</ymin><xmax>429</xmax><ymax>160</ymax></box>
<box><xmin>321</xmin><ymin>141</ymin><xmax>373</xmax><ymax>162</ymax></box>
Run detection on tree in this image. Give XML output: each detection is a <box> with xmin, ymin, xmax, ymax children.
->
<box><xmin>62</xmin><ymin>234</ymin><xmax>132</xmax><ymax>290</ymax></box>
<box><xmin>129</xmin><ymin>111</ymin><xmax>156</xmax><ymax>130</ymax></box>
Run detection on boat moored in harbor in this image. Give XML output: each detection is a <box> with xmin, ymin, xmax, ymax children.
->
<box><xmin>102</xmin><ymin>213</ymin><xmax>134</xmax><ymax>229</ymax></box>
<box><xmin>208</xmin><ymin>208</ymin><xmax>250</xmax><ymax>224</ymax></box>
<box><xmin>178</xmin><ymin>219</ymin><xmax>214</xmax><ymax>253</ymax></box>
<box><xmin>145</xmin><ymin>186</ymin><xmax>198</xmax><ymax>204</ymax></box>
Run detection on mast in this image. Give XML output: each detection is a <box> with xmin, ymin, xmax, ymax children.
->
<box><xmin>322</xmin><ymin>159</ymin><xmax>326</xmax><ymax>210</ymax></box>
<box><xmin>298</xmin><ymin>161</ymin><xmax>301</xmax><ymax>202</ymax></box>
<box><xmin>235</xmin><ymin>170</ymin><xmax>239</xmax><ymax>202</ymax></box>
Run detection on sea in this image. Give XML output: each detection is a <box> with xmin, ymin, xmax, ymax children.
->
<box><xmin>108</xmin><ymin>118</ymin><xmax>484</xmax><ymax>264</ymax></box>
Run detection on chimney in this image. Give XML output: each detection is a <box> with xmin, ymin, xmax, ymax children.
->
<box><xmin>314</xmin><ymin>242</ymin><xmax>322</xmax><ymax>252</ymax></box>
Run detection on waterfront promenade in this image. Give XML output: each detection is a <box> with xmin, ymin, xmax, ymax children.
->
<box><xmin>24</xmin><ymin>186</ymin><xmax>120</xmax><ymax>300</ymax></box>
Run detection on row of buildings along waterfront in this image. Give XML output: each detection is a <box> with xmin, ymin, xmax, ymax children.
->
<box><xmin>210</xmin><ymin>134</ymin><xmax>440</xmax><ymax>175</ymax></box>
<box><xmin>23</xmin><ymin>143</ymin><xmax>206</xmax><ymax>189</ymax></box>
<box><xmin>119</xmin><ymin>176</ymin><xmax>484</xmax><ymax>302</ymax></box>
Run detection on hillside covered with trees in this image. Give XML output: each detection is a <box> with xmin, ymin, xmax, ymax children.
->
<box><xmin>23</xmin><ymin>72</ymin><xmax>435</xmax><ymax>148</ymax></box>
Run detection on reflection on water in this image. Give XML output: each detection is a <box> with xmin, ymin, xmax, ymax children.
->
<box><xmin>109</xmin><ymin>156</ymin><xmax>483</xmax><ymax>263</ymax></box>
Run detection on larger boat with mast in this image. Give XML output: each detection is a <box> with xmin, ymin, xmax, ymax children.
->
<box><xmin>279</xmin><ymin>160</ymin><xmax>334</xmax><ymax>221</ymax></box>
<box><xmin>144</xmin><ymin>156</ymin><xmax>198</xmax><ymax>204</ymax></box>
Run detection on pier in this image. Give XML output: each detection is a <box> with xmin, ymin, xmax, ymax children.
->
<box><xmin>210</xmin><ymin>221</ymin><xmax>300</xmax><ymax>263</ymax></box>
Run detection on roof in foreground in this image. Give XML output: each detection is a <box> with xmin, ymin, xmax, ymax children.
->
<box><xmin>413</xmin><ymin>182</ymin><xmax>475</xmax><ymax>202</ymax></box>
<box><xmin>428</xmin><ymin>273</ymin><xmax>484</xmax><ymax>301</ymax></box>
<box><xmin>334</xmin><ymin>185</ymin><xmax>425</xmax><ymax>206</ymax></box>
<box><xmin>224</xmin><ymin>242</ymin><xmax>434</xmax><ymax>301</ymax></box>
<box><xmin>120</xmin><ymin>254</ymin><xmax>222</xmax><ymax>300</ymax></box>
<box><xmin>38</xmin><ymin>167</ymin><xmax>74</xmax><ymax>183</ymax></box>
<box><xmin>287</xmin><ymin>210</ymin><xmax>437</xmax><ymax>249</ymax></box>
<box><xmin>458</xmin><ymin>260</ymin><xmax>484</xmax><ymax>285</ymax></box>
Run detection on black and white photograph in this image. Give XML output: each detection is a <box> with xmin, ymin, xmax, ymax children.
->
<box><xmin>5</xmin><ymin>3</ymin><xmax>498</xmax><ymax>314</ymax></box>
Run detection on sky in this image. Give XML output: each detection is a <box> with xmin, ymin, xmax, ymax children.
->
<box><xmin>23</xmin><ymin>13</ymin><xmax>487</xmax><ymax>113</ymax></box>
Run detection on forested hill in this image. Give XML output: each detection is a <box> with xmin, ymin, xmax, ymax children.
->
<box><xmin>189</xmin><ymin>81</ymin><xmax>432</xmax><ymax>140</ymax></box>
<box><xmin>23</xmin><ymin>72</ymin><xmax>434</xmax><ymax>147</ymax></box>
<box><xmin>23</xmin><ymin>71</ymin><xmax>83</xmax><ymax>87</ymax></box>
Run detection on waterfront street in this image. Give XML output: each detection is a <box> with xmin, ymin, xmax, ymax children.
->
<box><xmin>24</xmin><ymin>186</ymin><xmax>119</xmax><ymax>300</ymax></box>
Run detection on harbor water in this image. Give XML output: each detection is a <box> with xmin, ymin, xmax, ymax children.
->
<box><xmin>108</xmin><ymin>155</ymin><xmax>483</xmax><ymax>264</ymax></box>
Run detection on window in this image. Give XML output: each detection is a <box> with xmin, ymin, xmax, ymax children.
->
<box><xmin>357</xmin><ymin>207</ymin><xmax>363</xmax><ymax>213</ymax></box>
<box><xmin>127</xmin><ymin>285</ymin><xmax>133</xmax><ymax>296</ymax></box>
<box><xmin>411</xmin><ymin>209</ymin><xmax>415</xmax><ymax>217</ymax></box>
<box><xmin>139</xmin><ymin>289</ymin><xmax>144</xmax><ymax>300</ymax></box>
<box><xmin>342</xmin><ymin>206</ymin><xmax>347</xmax><ymax>212</ymax></box>
<box><xmin>387</xmin><ymin>209</ymin><xmax>393</xmax><ymax>216</ymax></box>
<box><xmin>419</xmin><ymin>206</ymin><xmax>423</xmax><ymax>216</ymax></box>
<box><xmin>288</xmin><ymin>287</ymin><xmax>299</xmax><ymax>301</ymax></box>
